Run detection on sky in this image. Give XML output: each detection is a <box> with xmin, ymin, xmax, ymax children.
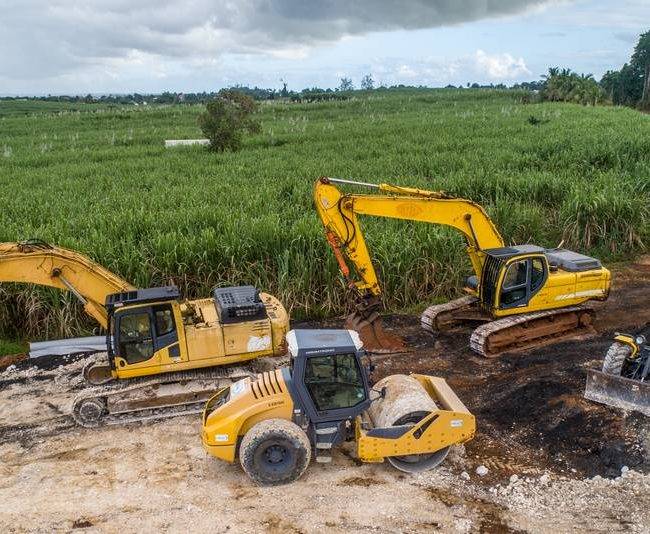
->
<box><xmin>0</xmin><ymin>0</ymin><xmax>648</xmax><ymax>95</ymax></box>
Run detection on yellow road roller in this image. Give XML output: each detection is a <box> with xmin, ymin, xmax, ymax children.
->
<box><xmin>202</xmin><ymin>329</ymin><xmax>475</xmax><ymax>485</ymax></box>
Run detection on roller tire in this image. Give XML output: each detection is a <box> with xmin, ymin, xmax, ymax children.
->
<box><xmin>239</xmin><ymin>419</ymin><xmax>311</xmax><ymax>486</ymax></box>
<box><xmin>602</xmin><ymin>342</ymin><xmax>631</xmax><ymax>376</ymax></box>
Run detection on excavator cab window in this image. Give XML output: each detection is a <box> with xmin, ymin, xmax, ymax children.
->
<box><xmin>154</xmin><ymin>306</ymin><xmax>175</xmax><ymax>336</ymax></box>
<box><xmin>304</xmin><ymin>353</ymin><xmax>366</xmax><ymax>412</ymax></box>
<box><xmin>499</xmin><ymin>256</ymin><xmax>547</xmax><ymax>309</ymax></box>
<box><xmin>531</xmin><ymin>258</ymin><xmax>545</xmax><ymax>291</ymax></box>
<box><xmin>117</xmin><ymin>311</ymin><xmax>155</xmax><ymax>364</ymax></box>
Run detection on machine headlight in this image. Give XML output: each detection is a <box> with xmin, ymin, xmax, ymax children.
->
<box><xmin>635</xmin><ymin>335</ymin><xmax>646</xmax><ymax>346</ymax></box>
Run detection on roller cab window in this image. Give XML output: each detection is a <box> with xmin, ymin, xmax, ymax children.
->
<box><xmin>117</xmin><ymin>311</ymin><xmax>154</xmax><ymax>364</ymax></box>
<box><xmin>304</xmin><ymin>353</ymin><xmax>366</xmax><ymax>411</ymax></box>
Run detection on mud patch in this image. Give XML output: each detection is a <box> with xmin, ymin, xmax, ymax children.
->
<box><xmin>423</xmin><ymin>486</ymin><xmax>522</xmax><ymax>533</ymax></box>
<box><xmin>0</xmin><ymin>353</ymin><xmax>26</xmax><ymax>369</ymax></box>
<box><xmin>71</xmin><ymin>518</ymin><xmax>94</xmax><ymax>529</ymax></box>
<box><xmin>337</xmin><ymin>475</ymin><xmax>384</xmax><ymax>487</ymax></box>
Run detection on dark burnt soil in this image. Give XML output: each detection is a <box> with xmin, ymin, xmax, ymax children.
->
<box><xmin>374</xmin><ymin>266</ymin><xmax>650</xmax><ymax>482</ymax></box>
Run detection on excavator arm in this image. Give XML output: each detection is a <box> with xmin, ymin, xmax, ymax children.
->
<box><xmin>314</xmin><ymin>177</ymin><xmax>504</xmax><ymax>298</ymax></box>
<box><xmin>0</xmin><ymin>240</ymin><xmax>134</xmax><ymax>328</ymax></box>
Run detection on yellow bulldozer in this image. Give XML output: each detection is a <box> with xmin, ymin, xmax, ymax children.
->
<box><xmin>0</xmin><ymin>240</ymin><xmax>289</xmax><ymax>426</ymax></box>
<box><xmin>202</xmin><ymin>328</ymin><xmax>475</xmax><ymax>485</ymax></box>
<box><xmin>585</xmin><ymin>327</ymin><xmax>650</xmax><ymax>415</ymax></box>
<box><xmin>314</xmin><ymin>177</ymin><xmax>611</xmax><ymax>356</ymax></box>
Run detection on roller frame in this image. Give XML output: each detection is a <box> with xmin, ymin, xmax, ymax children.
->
<box><xmin>355</xmin><ymin>374</ymin><xmax>475</xmax><ymax>463</ymax></box>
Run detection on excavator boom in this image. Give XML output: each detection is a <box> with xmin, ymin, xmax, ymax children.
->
<box><xmin>314</xmin><ymin>177</ymin><xmax>503</xmax><ymax>296</ymax></box>
<box><xmin>0</xmin><ymin>240</ymin><xmax>134</xmax><ymax>328</ymax></box>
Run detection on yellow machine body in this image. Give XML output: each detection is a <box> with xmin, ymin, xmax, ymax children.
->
<box><xmin>313</xmin><ymin>178</ymin><xmax>611</xmax><ymax>318</ymax></box>
<box><xmin>490</xmin><ymin>253</ymin><xmax>610</xmax><ymax>318</ymax></box>
<box><xmin>111</xmin><ymin>294</ymin><xmax>288</xmax><ymax>380</ymax></box>
<box><xmin>0</xmin><ymin>241</ymin><xmax>289</xmax><ymax>380</ymax></box>
<box><xmin>202</xmin><ymin>370</ymin><xmax>294</xmax><ymax>463</ymax></box>
<box><xmin>201</xmin><ymin>369</ymin><xmax>475</xmax><ymax>466</ymax></box>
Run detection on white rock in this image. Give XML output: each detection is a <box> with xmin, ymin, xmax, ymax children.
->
<box><xmin>476</xmin><ymin>465</ymin><xmax>489</xmax><ymax>476</ymax></box>
<box><xmin>539</xmin><ymin>474</ymin><xmax>550</xmax><ymax>484</ymax></box>
<box><xmin>460</xmin><ymin>471</ymin><xmax>470</xmax><ymax>480</ymax></box>
<box><xmin>621</xmin><ymin>465</ymin><xmax>629</xmax><ymax>475</ymax></box>
<box><xmin>509</xmin><ymin>474</ymin><xmax>519</xmax><ymax>484</ymax></box>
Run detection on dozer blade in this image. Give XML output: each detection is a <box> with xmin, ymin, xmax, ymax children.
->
<box><xmin>345</xmin><ymin>311</ymin><xmax>409</xmax><ymax>354</ymax></box>
<box><xmin>584</xmin><ymin>369</ymin><xmax>650</xmax><ymax>416</ymax></box>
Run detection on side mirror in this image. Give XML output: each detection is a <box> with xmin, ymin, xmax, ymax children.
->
<box><xmin>549</xmin><ymin>262</ymin><xmax>558</xmax><ymax>272</ymax></box>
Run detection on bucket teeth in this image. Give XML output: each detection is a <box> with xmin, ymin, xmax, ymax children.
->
<box><xmin>344</xmin><ymin>312</ymin><xmax>408</xmax><ymax>354</ymax></box>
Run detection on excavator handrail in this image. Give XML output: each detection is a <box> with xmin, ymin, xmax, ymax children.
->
<box><xmin>0</xmin><ymin>240</ymin><xmax>135</xmax><ymax>328</ymax></box>
<box><xmin>313</xmin><ymin>177</ymin><xmax>504</xmax><ymax>297</ymax></box>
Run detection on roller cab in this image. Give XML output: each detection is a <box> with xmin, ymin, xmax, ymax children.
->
<box><xmin>202</xmin><ymin>328</ymin><xmax>475</xmax><ymax>485</ymax></box>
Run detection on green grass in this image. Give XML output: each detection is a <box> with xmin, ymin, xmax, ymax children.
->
<box><xmin>0</xmin><ymin>99</ymin><xmax>119</xmax><ymax>118</ymax></box>
<box><xmin>0</xmin><ymin>339</ymin><xmax>27</xmax><ymax>356</ymax></box>
<box><xmin>0</xmin><ymin>89</ymin><xmax>648</xmax><ymax>339</ymax></box>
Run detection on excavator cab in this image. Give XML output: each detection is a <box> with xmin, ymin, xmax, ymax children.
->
<box><xmin>478</xmin><ymin>246</ymin><xmax>549</xmax><ymax>312</ymax></box>
<box><xmin>81</xmin><ymin>286</ymin><xmax>186</xmax><ymax>383</ymax></box>
<box><xmin>479</xmin><ymin>245</ymin><xmax>608</xmax><ymax>316</ymax></box>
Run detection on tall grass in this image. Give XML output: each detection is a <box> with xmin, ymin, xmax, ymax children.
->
<box><xmin>0</xmin><ymin>89</ymin><xmax>648</xmax><ymax>338</ymax></box>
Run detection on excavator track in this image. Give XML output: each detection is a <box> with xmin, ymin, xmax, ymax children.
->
<box><xmin>72</xmin><ymin>356</ymin><xmax>289</xmax><ymax>428</ymax></box>
<box><xmin>420</xmin><ymin>296</ymin><xmax>480</xmax><ymax>333</ymax></box>
<box><xmin>469</xmin><ymin>306</ymin><xmax>595</xmax><ymax>358</ymax></box>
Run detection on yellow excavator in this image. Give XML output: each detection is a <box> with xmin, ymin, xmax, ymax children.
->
<box><xmin>0</xmin><ymin>240</ymin><xmax>289</xmax><ymax>426</ymax></box>
<box><xmin>314</xmin><ymin>177</ymin><xmax>611</xmax><ymax>356</ymax></box>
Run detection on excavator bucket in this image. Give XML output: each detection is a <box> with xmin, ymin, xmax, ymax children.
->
<box><xmin>584</xmin><ymin>369</ymin><xmax>650</xmax><ymax>416</ymax></box>
<box><xmin>345</xmin><ymin>311</ymin><xmax>409</xmax><ymax>354</ymax></box>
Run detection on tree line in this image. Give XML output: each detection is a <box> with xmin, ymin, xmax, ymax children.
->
<box><xmin>540</xmin><ymin>30</ymin><xmax>649</xmax><ymax>109</ymax></box>
<box><xmin>601</xmin><ymin>30</ymin><xmax>650</xmax><ymax>109</ymax></box>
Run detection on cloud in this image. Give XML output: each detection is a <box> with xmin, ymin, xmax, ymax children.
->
<box><xmin>372</xmin><ymin>50</ymin><xmax>531</xmax><ymax>86</ymax></box>
<box><xmin>0</xmin><ymin>0</ymin><xmax>555</xmax><ymax>87</ymax></box>
<box><xmin>475</xmin><ymin>50</ymin><xmax>531</xmax><ymax>78</ymax></box>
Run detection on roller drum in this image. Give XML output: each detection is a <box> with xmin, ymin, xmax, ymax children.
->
<box><xmin>367</xmin><ymin>374</ymin><xmax>437</xmax><ymax>428</ymax></box>
<box><xmin>366</xmin><ymin>374</ymin><xmax>450</xmax><ymax>473</ymax></box>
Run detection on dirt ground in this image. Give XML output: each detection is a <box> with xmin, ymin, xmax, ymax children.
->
<box><xmin>1</xmin><ymin>260</ymin><xmax>649</xmax><ymax>533</ymax></box>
